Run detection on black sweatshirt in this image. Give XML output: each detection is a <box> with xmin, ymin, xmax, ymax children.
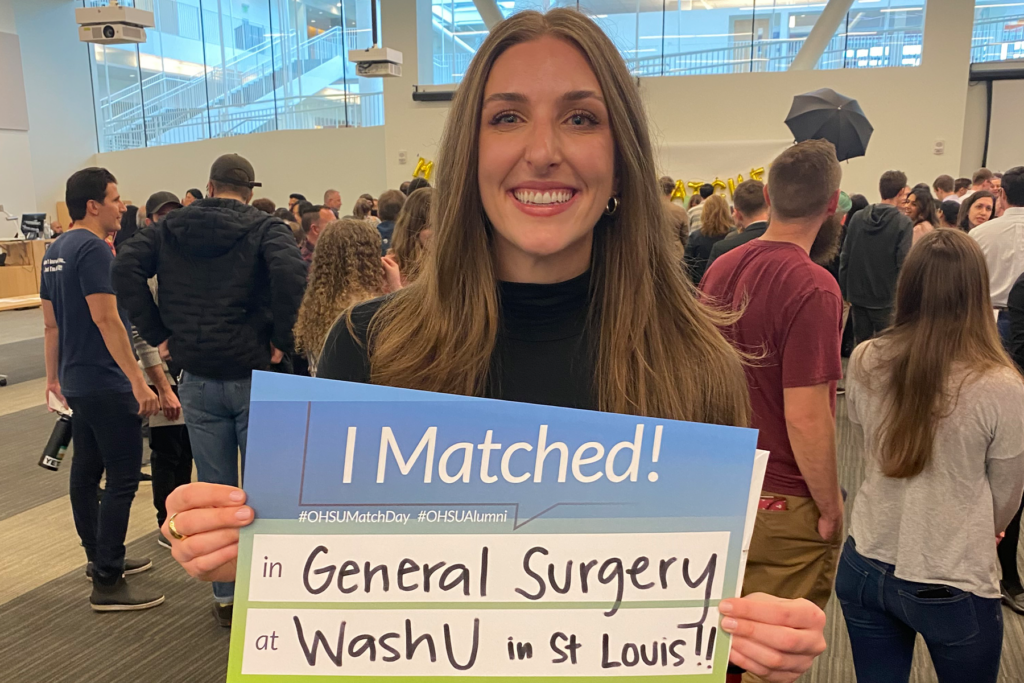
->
<box><xmin>838</xmin><ymin>204</ymin><xmax>912</xmax><ymax>309</ymax></box>
<box><xmin>317</xmin><ymin>271</ymin><xmax>596</xmax><ymax>409</ymax></box>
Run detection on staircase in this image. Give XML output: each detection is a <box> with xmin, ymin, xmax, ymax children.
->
<box><xmin>98</xmin><ymin>26</ymin><xmax>383</xmax><ymax>151</ymax></box>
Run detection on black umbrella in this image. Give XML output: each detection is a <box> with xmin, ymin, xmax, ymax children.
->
<box><xmin>785</xmin><ymin>88</ymin><xmax>873</xmax><ymax>161</ymax></box>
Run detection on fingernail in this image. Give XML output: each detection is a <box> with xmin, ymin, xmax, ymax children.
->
<box><xmin>236</xmin><ymin>508</ymin><xmax>251</xmax><ymax>520</ymax></box>
<box><xmin>229</xmin><ymin>491</ymin><xmax>245</xmax><ymax>502</ymax></box>
<box><xmin>721</xmin><ymin>617</ymin><xmax>738</xmax><ymax>631</ymax></box>
<box><xmin>718</xmin><ymin>600</ymin><xmax>733</xmax><ymax>614</ymax></box>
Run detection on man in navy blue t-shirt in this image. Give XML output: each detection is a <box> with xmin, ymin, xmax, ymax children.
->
<box><xmin>40</xmin><ymin>167</ymin><xmax>163</xmax><ymax>612</ymax></box>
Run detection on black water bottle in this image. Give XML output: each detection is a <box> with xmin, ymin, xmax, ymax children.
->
<box><xmin>38</xmin><ymin>413</ymin><xmax>73</xmax><ymax>471</ymax></box>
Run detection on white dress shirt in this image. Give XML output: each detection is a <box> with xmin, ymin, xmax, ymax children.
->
<box><xmin>970</xmin><ymin>206</ymin><xmax>1024</xmax><ymax>307</ymax></box>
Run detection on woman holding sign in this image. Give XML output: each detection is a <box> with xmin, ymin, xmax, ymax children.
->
<box><xmin>164</xmin><ymin>9</ymin><xmax>827</xmax><ymax>682</ymax></box>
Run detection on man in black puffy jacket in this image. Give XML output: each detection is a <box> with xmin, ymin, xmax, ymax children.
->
<box><xmin>112</xmin><ymin>154</ymin><xmax>305</xmax><ymax>626</ymax></box>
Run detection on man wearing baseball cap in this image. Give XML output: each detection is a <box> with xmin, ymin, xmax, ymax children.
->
<box><xmin>113</xmin><ymin>156</ymin><xmax>306</xmax><ymax>626</ymax></box>
<box><xmin>144</xmin><ymin>191</ymin><xmax>182</xmax><ymax>223</ymax></box>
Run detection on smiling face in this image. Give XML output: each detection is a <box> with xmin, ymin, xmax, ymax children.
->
<box><xmin>896</xmin><ymin>186</ymin><xmax>911</xmax><ymax>215</ymax></box>
<box><xmin>477</xmin><ymin>36</ymin><xmax>615</xmax><ymax>283</ymax></box>
<box><xmin>906</xmin><ymin>193</ymin><xmax>921</xmax><ymax>221</ymax></box>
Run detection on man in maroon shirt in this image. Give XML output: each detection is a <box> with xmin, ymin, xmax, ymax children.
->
<box><xmin>701</xmin><ymin>141</ymin><xmax>845</xmax><ymax>643</ymax></box>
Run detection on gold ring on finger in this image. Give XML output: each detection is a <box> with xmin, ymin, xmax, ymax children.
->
<box><xmin>168</xmin><ymin>512</ymin><xmax>187</xmax><ymax>541</ymax></box>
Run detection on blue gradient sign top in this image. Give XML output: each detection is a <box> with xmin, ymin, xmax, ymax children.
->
<box><xmin>244</xmin><ymin>372</ymin><xmax>759</xmax><ymax>528</ymax></box>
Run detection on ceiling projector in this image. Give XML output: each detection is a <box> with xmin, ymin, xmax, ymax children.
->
<box><xmin>76</xmin><ymin>1</ymin><xmax>154</xmax><ymax>46</ymax></box>
<box><xmin>349</xmin><ymin>47</ymin><xmax>403</xmax><ymax>78</ymax></box>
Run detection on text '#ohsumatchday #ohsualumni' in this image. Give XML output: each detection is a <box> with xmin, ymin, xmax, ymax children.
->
<box><xmin>226</xmin><ymin>372</ymin><xmax>767</xmax><ymax>682</ymax></box>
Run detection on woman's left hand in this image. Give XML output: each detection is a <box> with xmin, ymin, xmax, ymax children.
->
<box><xmin>720</xmin><ymin>593</ymin><xmax>827</xmax><ymax>683</ymax></box>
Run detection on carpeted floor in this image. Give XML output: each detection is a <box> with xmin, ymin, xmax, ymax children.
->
<box><xmin>0</xmin><ymin>533</ymin><xmax>231</xmax><ymax>683</ymax></box>
<box><xmin>0</xmin><ymin>337</ymin><xmax>45</xmax><ymax>386</ymax></box>
<box><xmin>0</xmin><ymin>405</ymin><xmax>72</xmax><ymax>521</ymax></box>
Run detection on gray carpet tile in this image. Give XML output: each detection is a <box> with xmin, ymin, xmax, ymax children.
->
<box><xmin>0</xmin><ymin>532</ymin><xmax>230</xmax><ymax>683</ymax></box>
<box><xmin>0</xmin><ymin>308</ymin><xmax>43</xmax><ymax>345</ymax></box>
<box><xmin>0</xmin><ymin>404</ymin><xmax>74</xmax><ymax>521</ymax></box>
<box><xmin>0</xmin><ymin>338</ymin><xmax>46</xmax><ymax>386</ymax></box>
<box><xmin>0</xmin><ymin>405</ymin><xmax>154</xmax><ymax>522</ymax></box>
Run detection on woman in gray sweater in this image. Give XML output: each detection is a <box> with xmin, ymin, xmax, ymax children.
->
<box><xmin>838</xmin><ymin>228</ymin><xmax>1024</xmax><ymax>683</ymax></box>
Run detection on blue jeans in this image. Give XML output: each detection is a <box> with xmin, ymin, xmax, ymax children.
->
<box><xmin>998</xmin><ymin>310</ymin><xmax>1011</xmax><ymax>351</ymax></box>
<box><xmin>836</xmin><ymin>537</ymin><xmax>1002</xmax><ymax>683</ymax></box>
<box><xmin>178</xmin><ymin>371</ymin><xmax>251</xmax><ymax>603</ymax></box>
<box><xmin>66</xmin><ymin>392</ymin><xmax>143</xmax><ymax>583</ymax></box>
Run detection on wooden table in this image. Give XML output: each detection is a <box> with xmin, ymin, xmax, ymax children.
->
<box><xmin>0</xmin><ymin>239</ymin><xmax>55</xmax><ymax>300</ymax></box>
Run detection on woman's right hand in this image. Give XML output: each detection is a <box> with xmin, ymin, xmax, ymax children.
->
<box><xmin>162</xmin><ymin>483</ymin><xmax>254</xmax><ymax>583</ymax></box>
<box><xmin>382</xmin><ymin>254</ymin><xmax>403</xmax><ymax>293</ymax></box>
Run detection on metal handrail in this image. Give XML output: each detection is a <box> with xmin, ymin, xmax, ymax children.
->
<box><xmin>106</xmin><ymin>92</ymin><xmax>384</xmax><ymax>150</ymax></box>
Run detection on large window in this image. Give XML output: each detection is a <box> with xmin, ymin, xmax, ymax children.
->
<box><xmin>973</xmin><ymin>0</ymin><xmax>1024</xmax><ymax>63</ymax></box>
<box><xmin>428</xmin><ymin>0</ymin><xmax>927</xmax><ymax>85</ymax></box>
<box><xmin>86</xmin><ymin>0</ymin><xmax>384</xmax><ymax>153</ymax></box>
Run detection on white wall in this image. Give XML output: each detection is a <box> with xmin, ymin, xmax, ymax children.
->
<box><xmin>985</xmin><ymin>79</ymin><xmax>1024</xmax><ymax>172</ymax></box>
<box><xmin>961</xmin><ymin>81</ymin><xmax>989</xmax><ymax>176</ymax></box>
<box><xmin>0</xmin><ymin>3</ymin><xmax>15</xmax><ymax>33</ymax></box>
<box><xmin>94</xmin><ymin>126</ymin><xmax>386</xmax><ymax>211</ymax></box>
<box><xmin>0</xmin><ymin>130</ymin><xmax>37</xmax><ymax>221</ymax></box>
<box><xmin>0</xmin><ymin>1</ymin><xmax>37</xmax><ymax>220</ymax></box>
<box><xmin>381</xmin><ymin>0</ymin><xmax>450</xmax><ymax>191</ymax></box>
<box><xmin>12</xmin><ymin>0</ymin><xmax>98</xmax><ymax>218</ymax></box>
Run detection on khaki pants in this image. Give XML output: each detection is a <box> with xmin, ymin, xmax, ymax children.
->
<box><xmin>740</xmin><ymin>491</ymin><xmax>841</xmax><ymax>683</ymax></box>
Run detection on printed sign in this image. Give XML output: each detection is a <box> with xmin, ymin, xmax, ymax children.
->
<box><xmin>227</xmin><ymin>372</ymin><xmax>767</xmax><ymax>682</ymax></box>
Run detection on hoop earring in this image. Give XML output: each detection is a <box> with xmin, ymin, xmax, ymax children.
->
<box><xmin>604</xmin><ymin>196</ymin><xmax>619</xmax><ymax>216</ymax></box>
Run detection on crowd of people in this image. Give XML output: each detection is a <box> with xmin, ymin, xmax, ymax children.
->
<box><xmin>35</xmin><ymin>7</ymin><xmax>1024</xmax><ymax>683</ymax></box>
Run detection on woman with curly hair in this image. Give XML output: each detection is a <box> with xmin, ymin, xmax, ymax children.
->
<box><xmin>293</xmin><ymin>219</ymin><xmax>385</xmax><ymax>374</ymax></box>
<box><xmin>385</xmin><ymin>186</ymin><xmax>434</xmax><ymax>287</ymax></box>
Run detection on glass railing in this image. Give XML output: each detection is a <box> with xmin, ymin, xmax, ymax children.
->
<box><xmin>428</xmin><ymin>0</ymin><xmax>927</xmax><ymax>84</ymax></box>
<box><xmin>972</xmin><ymin>11</ymin><xmax>1024</xmax><ymax>63</ymax></box>
<box><xmin>108</xmin><ymin>93</ymin><xmax>384</xmax><ymax>151</ymax></box>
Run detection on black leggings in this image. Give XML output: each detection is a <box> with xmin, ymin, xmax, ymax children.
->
<box><xmin>149</xmin><ymin>423</ymin><xmax>193</xmax><ymax>528</ymax></box>
<box><xmin>999</xmin><ymin>495</ymin><xmax>1024</xmax><ymax>593</ymax></box>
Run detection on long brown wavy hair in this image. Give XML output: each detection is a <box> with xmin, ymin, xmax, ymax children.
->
<box><xmin>699</xmin><ymin>194</ymin><xmax>733</xmax><ymax>238</ymax></box>
<box><xmin>295</xmin><ymin>219</ymin><xmax>384</xmax><ymax>367</ymax></box>
<box><xmin>855</xmin><ymin>228</ymin><xmax>1020</xmax><ymax>478</ymax></box>
<box><xmin>389</xmin><ymin>187</ymin><xmax>433</xmax><ymax>283</ymax></box>
<box><xmin>361</xmin><ymin>9</ymin><xmax>750</xmax><ymax>426</ymax></box>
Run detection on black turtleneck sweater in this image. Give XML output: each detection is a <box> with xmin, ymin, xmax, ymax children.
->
<box><xmin>316</xmin><ymin>271</ymin><xmax>597</xmax><ymax>409</ymax></box>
